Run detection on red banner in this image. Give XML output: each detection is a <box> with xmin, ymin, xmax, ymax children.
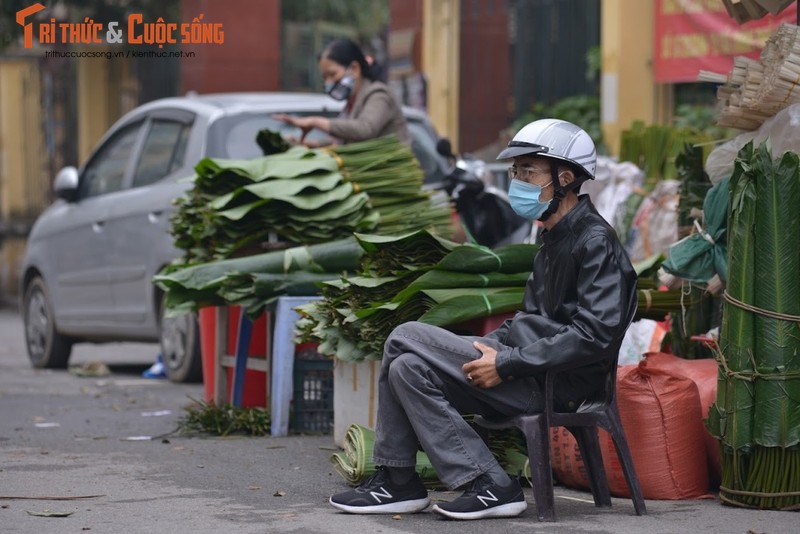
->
<box><xmin>654</xmin><ymin>0</ymin><xmax>797</xmax><ymax>83</ymax></box>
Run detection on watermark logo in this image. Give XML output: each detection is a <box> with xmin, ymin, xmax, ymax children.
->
<box><xmin>15</xmin><ymin>3</ymin><xmax>224</xmax><ymax>49</ymax></box>
<box><xmin>16</xmin><ymin>2</ymin><xmax>46</xmax><ymax>49</ymax></box>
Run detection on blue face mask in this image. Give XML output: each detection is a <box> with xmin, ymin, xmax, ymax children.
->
<box><xmin>508</xmin><ymin>179</ymin><xmax>552</xmax><ymax>220</ymax></box>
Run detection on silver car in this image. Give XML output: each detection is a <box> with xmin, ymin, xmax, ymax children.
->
<box><xmin>21</xmin><ymin>92</ymin><xmax>448</xmax><ymax>382</ymax></box>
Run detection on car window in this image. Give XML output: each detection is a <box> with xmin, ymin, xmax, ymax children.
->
<box><xmin>80</xmin><ymin>122</ymin><xmax>142</xmax><ymax>199</ymax></box>
<box><xmin>207</xmin><ymin>114</ymin><xmax>337</xmax><ymax>159</ymax></box>
<box><xmin>133</xmin><ymin>120</ymin><xmax>191</xmax><ymax>188</ymax></box>
<box><xmin>207</xmin><ymin>111</ymin><xmax>448</xmax><ymax>185</ymax></box>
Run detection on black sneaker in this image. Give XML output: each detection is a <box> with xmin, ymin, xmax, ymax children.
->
<box><xmin>432</xmin><ymin>475</ymin><xmax>527</xmax><ymax>520</ymax></box>
<box><xmin>329</xmin><ymin>466</ymin><xmax>431</xmax><ymax>514</ymax></box>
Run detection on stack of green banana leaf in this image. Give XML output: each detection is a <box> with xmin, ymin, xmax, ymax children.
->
<box><xmin>295</xmin><ymin>230</ymin><xmax>691</xmax><ymax>363</ymax></box>
<box><xmin>707</xmin><ymin>140</ymin><xmax>800</xmax><ymax>510</ymax></box>
<box><xmin>295</xmin><ymin>231</ymin><xmax>540</xmax><ymax>362</ymax></box>
<box><xmin>170</xmin><ymin>135</ymin><xmax>452</xmax><ymax>264</ymax></box>
<box><xmin>332</xmin><ymin>423</ymin><xmax>530</xmax><ymax>487</ymax></box>
<box><xmin>154</xmin><ymin>238</ymin><xmax>364</xmax><ymax>317</ymax></box>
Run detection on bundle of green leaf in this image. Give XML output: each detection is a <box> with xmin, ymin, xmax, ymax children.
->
<box><xmin>707</xmin><ymin>140</ymin><xmax>800</xmax><ymax>510</ymax></box>
<box><xmin>634</xmin><ymin>253</ymin><xmax>703</xmax><ymax>322</ymax></box>
<box><xmin>171</xmin><ymin>136</ymin><xmax>452</xmax><ymax>264</ymax></box>
<box><xmin>297</xmin><ymin>234</ymin><xmax>695</xmax><ymax>363</ymax></box>
<box><xmin>331</xmin><ymin>423</ymin><xmax>529</xmax><ymax>487</ymax></box>
<box><xmin>296</xmin><ymin>230</ymin><xmax>540</xmax><ymax>362</ymax></box>
<box><xmin>154</xmin><ymin>238</ymin><xmax>364</xmax><ymax>318</ymax></box>
<box><xmin>660</xmin><ymin>144</ymin><xmax>726</xmax><ymax>358</ymax></box>
<box><xmin>615</xmin><ymin>123</ymin><xmax>706</xmax><ymax>243</ymax></box>
<box><xmin>154</xmin><ymin>228</ymin><xmax>459</xmax><ymax>318</ymax></box>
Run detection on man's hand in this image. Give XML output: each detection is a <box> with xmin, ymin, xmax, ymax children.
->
<box><xmin>462</xmin><ymin>341</ymin><xmax>502</xmax><ymax>389</ymax></box>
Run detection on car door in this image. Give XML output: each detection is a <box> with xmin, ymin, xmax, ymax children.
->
<box><xmin>48</xmin><ymin>121</ymin><xmax>145</xmax><ymax>329</ymax></box>
<box><xmin>103</xmin><ymin>110</ymin><xmax>194</xmax><ymax>332</ymax></box>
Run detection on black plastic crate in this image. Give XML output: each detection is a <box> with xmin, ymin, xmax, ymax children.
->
<box><xmin>291</xmin><ymin>355</ymin><xmax>333</xmax><ymax>434</ymax></box>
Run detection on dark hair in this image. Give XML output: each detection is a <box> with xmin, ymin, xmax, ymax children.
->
<box><xmin>320</xmin><ymin>38</ymin><xmax>376</xmax><ymax>81</ymax></box>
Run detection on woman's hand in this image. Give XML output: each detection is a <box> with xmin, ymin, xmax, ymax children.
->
<box><xmin>272</xmin><ymin>113</ymin><xmax>313</xmax><ymax>142</ymax></box>
<box><xmin>462</xmin><ymin>341</ymin><xmax>502</xmax><ymax>389</ymax></box>
<box><xmin>272</xmin><ymin>114</ymin><xmax>330</xmax><ymax>143</ymax></box>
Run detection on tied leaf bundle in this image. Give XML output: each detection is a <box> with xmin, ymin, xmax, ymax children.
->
<box><xmin>619</xmin><ymin>122</ymin><xmax>701</xmax><ymax>187</ymax></box>
<box><xmin>331</xmin><ymin>423</ymin><xmax>528</xmax><ymax>487</ymax></box>
<box><xmin>170</xmin><ymin>135</ymin><xmax>452</xmax><ymax>264</ymax></box>
<box><xmin>661</xmin><ymin>143</ymin><xmax>726</xmax><ymax>358</ymax></box>
<box><xmin>296</xmin><ymin>232</ymin><xmax>539</xmax><ymax>363</ymax></box>
<box><xmin>615</xmin><ymin>123</ymin><xmax>705</xmax><ymax>245</ymax></box>
<box><xmin>154</xmin><ymin>238</ymin><xmax>363</xmax><ymax>318</ymax></box>
<box><xmin>331</xmin><ymin>424</ymin><xmax>440</xmax><ymax>487</ymax></box>
<box><xmin>707</xmin><ymin>140</ymin><xmax>800</xmax><ymax>510</ymax></box>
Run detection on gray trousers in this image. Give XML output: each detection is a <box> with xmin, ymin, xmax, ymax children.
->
<box><xmin>372</xmin><ymin>321</ymin><xmax>542</xmax><ymax>489</ymax></box>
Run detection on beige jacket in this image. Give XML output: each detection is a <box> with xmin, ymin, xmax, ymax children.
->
<box><xmin>328</xmin><ymin>79</ymin><xmax>410</xmax><ymax>144</ymax></box>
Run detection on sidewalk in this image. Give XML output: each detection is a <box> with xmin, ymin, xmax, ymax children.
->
<box><xmin>0</xmin><ymin>309</ymin><xmax>796</xmax><ymax>533</ymax></box>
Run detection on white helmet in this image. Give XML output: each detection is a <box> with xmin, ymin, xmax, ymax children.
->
<box><xmin>497</xmin><ymin>118</ymin><xmax>596</xmax><ymax>179</ymax></box>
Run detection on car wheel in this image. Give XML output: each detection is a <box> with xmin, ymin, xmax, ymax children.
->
<box><xmin>23</xmin><ymin>276</ymin><xmax>72</xmax><ymax>369</ymax></box>
<box><xmin>159</xmin><ymin>297</ymin><xmax>203</xmax><ymax>383</ymax></box>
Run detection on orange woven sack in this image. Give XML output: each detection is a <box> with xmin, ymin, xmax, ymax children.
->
<box><xmin>602</xmin><ymin>363</ymin><xmax>711</xmax><ymax>499</ymax></box>
<box><xmin>549</xmin><ymin>426</ymin><xmax>590</xmax><ymax>490</ymax></box>
<box><xmin>640</xmin><ymin>352</ymin><xmax>721</xmax><ymax>486</ymax></box>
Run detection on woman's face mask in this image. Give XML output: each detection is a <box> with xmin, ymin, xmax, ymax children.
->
<box><xmin>324</xmin><ymin>70</ymin><xmax>355</xmax><ymax>101</ymax></box>
<box><xmin>508</xmin><ymin>179</ymin><xmax>552</xmax><ymax>220</ymax></box>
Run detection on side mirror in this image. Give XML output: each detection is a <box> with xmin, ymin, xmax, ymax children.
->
<box><xmin>54</xmin><ymin>166</ymin><xmax>79</xmax><ymax>201</ymax></box>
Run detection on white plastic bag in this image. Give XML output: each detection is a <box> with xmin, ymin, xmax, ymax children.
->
<box><xmin>706</xmin><ymin>103</ymin><xmax>800</xmax><ymax>184</ymax></box>
<box><xmin>625</xmin><ymin>180</ymin><xmax>680</xmax><ymax>263</ymax></box>
<box><xmin>584</xmin><ymin>156</ymin><xmax>645</xmax><ymax>226</ymax></box>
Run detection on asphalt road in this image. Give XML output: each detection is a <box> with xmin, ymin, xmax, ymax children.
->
<box><xmin>0</xmin><ymin>307</ymin><xmax>797</xmax><ymax>533</ymax></box>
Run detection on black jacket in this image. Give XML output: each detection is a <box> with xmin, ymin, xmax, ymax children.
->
<box><xmin>486</xmin><ymin>195</ymin><xmax>637</xmax><ymax>407</ymax></box>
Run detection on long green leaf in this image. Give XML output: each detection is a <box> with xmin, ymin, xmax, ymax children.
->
<box><xmin>710</xmin><ymin>141</ymin><xmax>756</xmax><ymax>451</ymax></box>
<box><xmin>752</xmin><ymin>144</ymin><xmax>800</xmax><ymax>448</ymax></box>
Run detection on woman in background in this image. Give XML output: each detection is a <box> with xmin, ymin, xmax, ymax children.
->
<box><xmin>273</xmin><ymin>38</ymin><xmax>409</xmax><ymax>146</ymax></box>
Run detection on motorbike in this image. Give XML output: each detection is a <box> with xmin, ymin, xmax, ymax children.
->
<box><xmin>435</xmin><ymin>138</ymin><xmax>532</xmax><ymax>249</ymax></box>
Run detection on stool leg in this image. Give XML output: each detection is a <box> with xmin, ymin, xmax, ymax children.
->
<box><xmin>231</xmin><ymin>313</ymin><xmax>253</xmax><ymax>407</ymax></box>
<box><xmin>270</xmin><ymin>298</ymin><xmax>300</xmax><ymax>437</ymax></box>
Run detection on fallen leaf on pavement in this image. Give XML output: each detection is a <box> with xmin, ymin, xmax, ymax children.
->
<box><xmin>0</xmin><ymin>495</ymin><xmax>104</xmax><ymax>500</ymax></box>
<box><xmin>25</xmin><ymin>509</ymin><xmax>75</xmax><ymax>517</ymax></box>
<box><xmin>69</xmin><ymin>361</ymin><xmax>110</xmax><ymax>377</ymax></box>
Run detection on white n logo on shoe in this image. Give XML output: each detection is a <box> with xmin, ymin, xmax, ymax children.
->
<box><xmin>477</xmin><ymin>490</ymin><xmax>499</xmax><ymax>508</ymax></box>
<box><xmin>370</xmin><ymin>486</ymin><xmax>393</xmax><ymax>503</ymax></box>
